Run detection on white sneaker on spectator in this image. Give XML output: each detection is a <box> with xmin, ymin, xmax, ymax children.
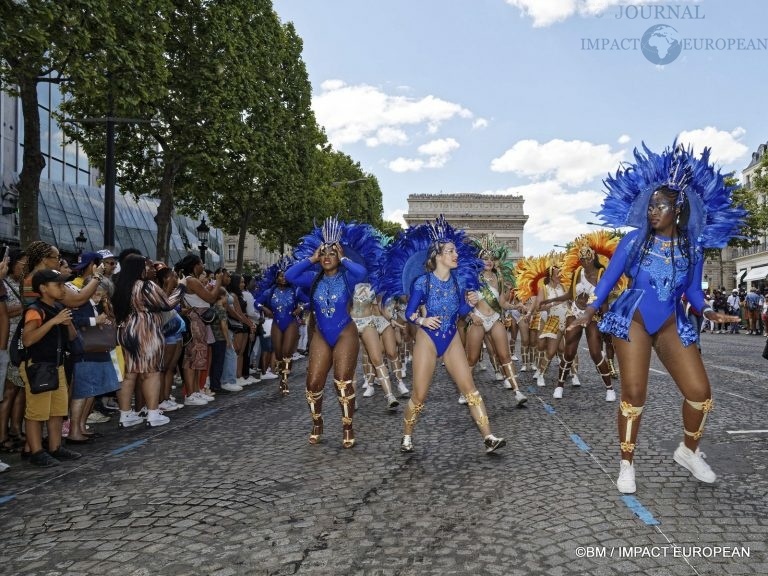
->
<box><xmin>261</xmin><ymin>369</ymin><xmax>278</xmax><ymax>380</ymax></box>
<box><xmin>146</xmin><ymin>411</ymin><xmax>170</xmax><ymax>427</ymax></box>
<box><xmin>119</xmin><ymin>410</ymin><xmax>145</xmax><ymax>428</ymax></box>
<box><xmin>247</xmin><ymin>374</ymin><xmax>261</xmax><ymax>384</ymax></box>
<box><xmin>617</xmin><ymin>460</ymin><xmax>636</xmax><ymax>494</ymax></box>
<box><xmin>236</xmin><ymin>377</ymin><xmax>252</xmax><ymax>387</ymax></box>
<box><xmin>363</xmin><ymin>385</ymin><xmax>375</xmax><ymax>398</ymax></box>
<box><xmin>222</xmin><ymin>382</ymin><xmax>243</xmax><ymax>392</ymax></box>
<box><xmin>196</xmin><ymin>391</ymin><xmax>215</xmax><ymax>402</ymax></box>
<box><xmin>159</xmin><ymin>398</ymin><xmax>182</xmax><ymax>412</ymax></box>
<box><xmin>673</xmin><ymin>443</ymin><xmax>716</xmax><ymax>483</ymax></box>
<box><xmin>0</xmin><ymin>459</ymin><xmax>9</xmax><ymax>472</ymax></box>
<box><xmin>185</xmin><ymin>394</ymin><xmax>208</xmax><ymax>406</ymax></box>
<box><xmin>86</xmin><ymin>411</ymin><xmax>111</xmax><ymax>424</ymax></box>
<box><xmin>291</xmin><ymin>352</ymin><xmax>303</xmax><ymax>361</ymax></box>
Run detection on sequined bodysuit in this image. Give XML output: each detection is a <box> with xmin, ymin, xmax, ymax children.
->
<box><xmin>285</xmin><ymin>258</ymin><xmax>367</xmax><ymax>346</ymax></box>
<box><xmin>406</xmin><ymin>272</ymin><xmax>471</xmax><ymax>357</ymax></box>
<box><xmin>592</xmin><ymin>229</ymin><xmax>706</xmax><ymax>346</ymax></box>
<box><xmin>257</xmin><ymin>286</ymin><xmax>305</xmax><ymax>332</ymax></box>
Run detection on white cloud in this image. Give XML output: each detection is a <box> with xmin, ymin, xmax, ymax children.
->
<box><xmin>485</xmin><ymin>181</ymin><xmax>604</xmax><ymax>253</ymax></box>
<box><xmin>472</xmin><ymin>118</ymin><xmax>489</xmax><ymax>130</ymax></box>
<box><xmin>388</xmin><ymin>138</ymin><xmax>460</xmax><ymax>172</ymax></box>
<box><xmin>677</xmin><ymin>126</ymin><xmax>749</xmax><ymax>165</ymax></box>
<box><xmin>505</xmin><ymin>0</ymin><xmax>691</xmax><ymax>27</ymax></box>
<box><xmin>618</xmin><ymin>134</ymin><xmax>631</xmax><ymax>144</ymax></box>
<box><xmin>386</xmin><ymin>209</ymin><xmax>408</xmax><ymax>227</ymax></box>
<box><xmin>314</xmin><ymin>80</ymin><xmax>474</xmax><ymax>149</ymax></box>
<box><xmin>490</xmin><ymin>138</ymin><xmax>626</xmax><ymax>186</ymax></box>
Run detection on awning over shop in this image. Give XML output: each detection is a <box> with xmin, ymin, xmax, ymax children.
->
<box><xmin>743</xmin><ymin>266</ymin><xmax>768</xmax><ymax>282</ymax></box>
<box><xmin>735</xmin><ymin>270</ymin><xmax>746</xmax><ymax>283</ymax></box>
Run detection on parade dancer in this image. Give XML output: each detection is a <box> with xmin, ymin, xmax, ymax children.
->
<box><xmin>529</xmin><ymin>256</ymin><xmax>569</xmax><ymax>388</ymax></box>
<box><xmin>571</xmin><ymin>142</ymin><xmax>744</xmax><ymax>493</ymax></box>
<box><xmin>465</xmin><ymin>235</ymin><xmax>527</xmax><ymax>406</ymax></box>
<box><xmin>255</xmin><ymin>257</ymin><xmax>307</xmax><ymax>396</ymax></box>
<box><xmin>378</xmin><ymin>216</ymin><xmax>506</xmax><ymax>454</ymax></box>
<box><xmin>285</xmin><ymin>218</ymin><xmax>373</xmax><ymax>448</ymax></box>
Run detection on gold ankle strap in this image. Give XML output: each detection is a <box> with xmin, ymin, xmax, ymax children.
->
<box><xmin>684</xmin><ymin>397</ymin><xmax>713</xmax><ymax>440</ymax></box>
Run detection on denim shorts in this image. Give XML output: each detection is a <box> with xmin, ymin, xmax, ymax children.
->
<box><xmin>260</xmin><ymin>336</ymin><xmax>273</xmax><ymax>353</ymax></box>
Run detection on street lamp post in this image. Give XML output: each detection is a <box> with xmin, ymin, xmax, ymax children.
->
<box><xmin>75</xmin><ymin>229</ymin><xmax>87</xmax><ymax>255</ymax></box>
<box><xmin>197</xmin><ymin>217</ymin><xmax>210</xmax><ymax>265</ymax></box>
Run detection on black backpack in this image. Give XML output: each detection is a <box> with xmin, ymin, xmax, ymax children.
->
<box><xmin>9</xmin><ymin>302</ymin><xmax>42</xmax><ymax>368</ymax></box>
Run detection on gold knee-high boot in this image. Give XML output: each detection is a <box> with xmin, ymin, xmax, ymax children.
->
<box><xmin>463</xmin><ymin>390</ymin><xmax>507</xmax><ymax>452</ymax></box>
<box><xmin>619</xmin><ymin>401</ymin><xmax>645</xmax><ymax>461</ymax></box>
<box><xmin>682</xmin><ymin>398</ymin><xmax>713</xmax><ymax>444</ymax></box>
<box><xmin>306</xmin><ymin>388</ymin><xmax>324</xmax><ymax>444</ymax></box>
<box><xmin>374</xmin><ymin>364</ymin><xmax>399</xmax><ymax>410</ymax></box>
<box><xmin>279</xmin><ymin>357</ymin><xmax>291</xmax><ymax>396</ymax></box>
<box><xmin>334</xmin><ymin>379</ymin><xmax>356</xmax><ymax>448</ymax></box>
<box><xmin>400</xmin><ymin>399</ymin><xmax>425</xmax><ymax>452</ymax></box>
<box><xmin>501</xmin><ymin>361</ymin><xmax>527</xmax><ymax>405</ymax></box>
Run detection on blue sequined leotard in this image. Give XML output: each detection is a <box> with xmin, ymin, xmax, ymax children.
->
<box><xmin>256</xmin><ymin>287</ymin><xmax>306</xmax><ymax>332</ymax></box>
<box><xmin>592</xmin><ymin>229</ymin><xmax>706</xmax><ymax>346</ymax></box>
<box><xmin>285</xmin><ymin>258</ymin><xmax>367</xmax><ymax>346</ymax></box>
<box><xmin>406</xmin><ymin>272</ymin><xmax>472</xmax><ymax>357</ymax></box>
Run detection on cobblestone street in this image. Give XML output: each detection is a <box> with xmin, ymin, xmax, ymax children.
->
<box><xmin>1</xmin><ymin>332</ymin><xmax>766</xmax><ymax>576</ymax></box>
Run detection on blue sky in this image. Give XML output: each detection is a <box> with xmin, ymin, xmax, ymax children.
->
<box><xmin>272</xmin><ymin>0</ymin><xmax>768</xmax><ymax>256</ymax></box>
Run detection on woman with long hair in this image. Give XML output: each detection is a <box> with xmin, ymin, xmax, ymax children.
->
<box><xmin>226</xmin><ymin>273</ymin><xmax>257</xmax><ymax>386</ymax></box>
<box><xmin>285</xmin><ymin>218</ymin><xmax>369</xmax><ymax>448</ymax></box>
<box><xmin>1</xmin><ymin>249</ymin><xmax>26</xmax><ymax>455</ymax></box>
<box><xmin>154</xmin><ymin>266</ymin><xmax>185</xmax><ymax>412</ymax></box>
<box><xmin>112</xmin><ymin>254</ymin><xmax>186</xmax><ymax>427</ymax></box>
<box><xmin>379</xmin><ymin>216</ymin><xmax>506</xmax><ymax>454</ymax></box>
<box><xmin>571</xmin><ymin>143</ymin><xmax>744</xmax><ymax>493</ymax></box>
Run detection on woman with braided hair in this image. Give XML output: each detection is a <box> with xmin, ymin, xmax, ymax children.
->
<box><xmin>571</xmin><ymin>142</ymin><xmax>745</xmax><ymax>494</ymax></box>
<box><xmin>22</xmin><ymin>241</ymin><xmax>102</xmax><ymax>308</ymax></box>
<box><xmin>285</xmin><ymin>218</ymin><xmax>369</xmax><ymax>448</ymax></box>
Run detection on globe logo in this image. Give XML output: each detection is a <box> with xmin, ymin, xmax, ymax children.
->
<box><xmin>641</xmin><ymin>24</ymin><xmax>682</xmax><ymax>65</ymax></box>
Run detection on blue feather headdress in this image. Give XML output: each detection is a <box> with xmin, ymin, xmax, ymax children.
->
<box><xmin>376</xmin><ymin>215</ymin><xmax>482</xmax><ymax>303</ymax></box>
<box><xmin>257</xmin><ymin>256</ymin><xmax>295</xmax><ymax>295</ymax></box>
<box><xmin>292</xmin><ymin>217</ymin><xmax>382</xmax><ymax>282</ymax></box>
<box><xmin>596</xmin><ymin>141</ymin><xmax>745</xmax><ymax>251</ymax></box>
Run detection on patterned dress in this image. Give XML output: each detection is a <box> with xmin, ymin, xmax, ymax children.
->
<box><xmin>118</xmin><ymin>281</ymin><xmax>183</xmax><ymax>374</ymax></box>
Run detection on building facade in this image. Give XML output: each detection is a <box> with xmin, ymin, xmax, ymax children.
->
<box><xmin>404</xmin><ymin>193</ymin><xmax>528</xmax><ymax>260</ymax></box>
<box><xmin>222</xmin><ymin>234</ymin><xmax>282</xmax><ymax>275</ymax></box>
<box><xmin>0</xmin><ymin>85</ymin><xmax>222</xmax><ymax>266</ymax></box>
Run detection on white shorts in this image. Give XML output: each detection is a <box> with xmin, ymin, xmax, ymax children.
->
<box><xmin>474</xmin><ymin>309</ymin><xmax>501</xmax><ymax>332</ymax></box>
<box><xmin>354</xmin><ymin>315</ymin><xmax>389</xmax><ymax>335</ymax></box>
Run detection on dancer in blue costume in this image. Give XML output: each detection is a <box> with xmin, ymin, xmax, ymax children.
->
<box><xmin>572</xmin><ymin>143</ymin><xmax>745</xmax><ymax>494</ymax></box>
<box><xmin>378</xmin><ymin>216</ymin><xmax>506</xmax><ymax>454</ymax></box>
<box><xmin>255</xmin><ymin>257</ymin><xmax>307</xmax><ymax>396</ymax></box>
<box><xmin>286</xmin><ymin>218</ymin><xmax>370</xmax><ymax>448</ymax></box>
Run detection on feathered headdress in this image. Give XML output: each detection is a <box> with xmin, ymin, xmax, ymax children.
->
<box><xmin>257</xmin><ymin>256</ymin><xmax>295</xmax><ymax>295</ymax></box>
<box><xmin>596</xmin><ymin>141</ymin><xmax>745</xmax><ymax>248</ymax></box>
<box><xmin>292</xmin><ymin>217</ymin><xmax>382</xmax><ymax>281</ymax></box>
<box><xmin>471</xmin><ymin>234</ymin><xmax>517</xmax><ymax>288</ymax></box>
<box><xmin>376</xmin><ymin>215</ymin><xmax>482</xmax><ymax>302</ymax></box>
<box><xmin>514</xmin><ymin>252</ymin><xmax>565</xmax><ymax>302</ymax></box>
<box><xmin>561</xmin><ymin>230</ymin><xmax>628</xmax><ymax>295</ymax></box>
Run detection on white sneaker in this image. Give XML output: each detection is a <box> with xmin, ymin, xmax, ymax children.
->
<box><xmin>478</xmin><ymin>362</ymin><xmax>487</xmax><ymax>372</ymax></box>
<box><xmin>185</xmin><ymin>394</ymin><xmax>208</xmax><ymax>406</ymax></box>
<box><xmin>396</xmin><ymin>380</ymin><xmax>410</xmax><ymax>398</ymax></box>
<box><xmin>236</xmin><ymin>377</ymin><xmax>252</xmax><ymax>387</ymax></box>
<box><xmin>86</xmin><ymin>411</ymin><xmax>111</xmax><ymax>424</ymax></box>
<box><xmin>222</xmin><ymin>382</ymin><xmax>244</xmax><ymax>392</ymax></box>
<box><xmin>458</xmin><ymin>395</ymin><xmax>468</xmax><ymax>405</ymax></box>
<box><xmin>386</xmin><ymin>393</ymin><xmax>399</xmax><ymax>410</ymax></box>
<box><xmin>363</xmin><ymin>385</ymin><xmax>375</xmax><ymax>398</ymax></box>
<box><xmin>511</xmin><ymin>354</ymin><xmax>519</xmax><ymax>361</ymax></box>
<box><xmin>514</xmin><ymin>390</ymin><xmax>528</xmax><ymax>406</ymax></box>
<box><xmin>532</xmin><ymin>368</ymin><xmax>540</xmax><ymax>380</ymax></box>
<box><xmin>119</xmin><ymin>411</ymin><xmax>145</xmax><ymax>428</ymax></box>
<box><xmin>536</xmin><ymin>374</ymin><xmax>546</xmax><ymax>387</ymax></box>
<box><xmin>673</xmin><ymin>443</ymin><xmax>716</xmax><ymax>483</ymax></box>
<box><xmin>249</xmin><ymin>375</ymin><xmax>262</xmax><ymax>384</ymax></box>
<box><xmin>502</xmin><ymin>379</ymin><xmax>513</xmax><ymax>390</ymax></box>
<box><xmin>617</xmin><ymin>460</ymin><xmax>636</xmax><ymax>494</ymax></box>
<box><xmin>552</xmin><ymin>386</ymin><xmax>564</xmax><ymax>399</ymax></box>
<box><xmin>101</xmin><ymin>397</ymin><xmax>120</xmax><ymax>411</ymax></box>
<box><xmin>196</xmin><ymin>391</ymin><xmax>215</xmax><ymax>402</ymax></box>
<box><xmin>159</xmin><ymin>398</ymin><xmax>182</xmax><ymax>412</ymax></box>
<box><xmin>261</xmin><ymin>370</ymin><xmax>278</xmax><ymax>380</ymax></box>
<box><xmin>146</xmin><ymin>412</ymin><xmax>170</xmax><ymax>427</ymax></box>
<box><xmin>605</xmin><ymin>389</ymin><xmax>617</xmax><ymax>402</ymax></box>
<box><xmin>291</xmin><ymin>352</ymin><xmax>303</xmax><ymax>361</ymax></box>
<box><xmin>494</xmin><ymin>371</ymin><xmax>504</xmax><ymax>381</ymax></box>
<box><xmin>0</xmin><ymin>459</ymin><xmax>10</xmax><ymax>473</ymax></box>
<box><xmin>520</xmin><ymin>365</ymin><xmax>527</xmax><ymax>372</ymax></box>
<box><xmin>571</xmin><ymin>374</ymin><xmax>581</xmax><ymax>387</ymax></box>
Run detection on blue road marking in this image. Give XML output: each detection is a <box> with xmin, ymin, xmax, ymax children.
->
<box><xmin>0</xmin><ymin>495</ymin><xmax>17</xmax><ymax>505</ymax></box>
<box><xmin>542</xmin><ymin>403</ymin><xmax>556</xmax><ymax>414</ymax></box>
<box><xmin>622</xmin><ymin>495</ymin><xmax>661</xmax><ymax>525</ymax></box>
<box><xmin>527</xmin><ymin>386</ymin><xmax>537</xmax><ymax>394</ymax></box>
<box><xmin>110</xmin><ymin>439</ymin><xmax>147</xmax><ymax>456</ymax></box>
<box><xmin>194</xmin><ymin>408</ymin><xmax>220</xmax><ymax>419</ymax></box>
<box><xmin>570</xmin><ymin>433</ymin><xmax>591</xmax><ymax>452</ymax></box>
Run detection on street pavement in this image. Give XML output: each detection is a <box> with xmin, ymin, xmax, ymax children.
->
<box><xmin>0</xmin><ymin>331</ymin><xmax>766</xmax><ymax>576</ymax></box>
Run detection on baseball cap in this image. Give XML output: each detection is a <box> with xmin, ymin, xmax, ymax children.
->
<box><xmin>97</xmin><ymin>249</ymin><xmax>116</xmax><ymax>260</ymax></box>
<box><xmin>32</xmin><ymin>269</ymin><xmax>68</xmax><ymax>293</ymax></box>
<box><xmin>73</xmin><ymin>252</ymin><xmax>102</xmax><ymax>271</ymax></box>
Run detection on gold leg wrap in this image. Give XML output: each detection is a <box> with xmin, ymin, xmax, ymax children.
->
<box><xmin>334</xmin><ymin>379</ymin><xmax>356</xmax><ymax>425</ymax></box>
<box><xmin>572</xmin><ymin>354</ymin><xmax>579</xmax><ymax>374</ymax></box>
<box><xmin>489</xmin><ymin>353</ymin><xmax>500</xmax><ymax>374</ymax></box>
<box><xmin>596</xmin><ymin>355</ymin><xmax>613</xmax><ymax>387</ymax></box>
<box><xmin>403</xmin><ymin>399</ymin><xmax>425</xmax><ymax>433</ymax></box>
<box><xmin>464</xmin><ymin>391</ymin><xmax>491</xmax><ymax>434</ymax></box>
<box><xmin>279</xmin><ymin>358</ymin><xmax>291</xmax><ymax>394</ymax></box>
<box><xmin>558</xmin><ymin>359</ymin><xmax>573</xmax><ymax>385</ymax></box>
<box><xmin>538</xmin><ymin>356</ymin><xmax>551</xmax><ymax>376</ymax></box>
<box><xmin>608</xmin><ymin>358</ymin><xmax>619</xmax><ymax>378</ymax></box>
<box><xmin>683</xmin><ymin>398</ymin><xmax>714</xmax><ymax>440</ymax></box>
<box><xmin>389</xmin><ymin>356</ymin><xmax>405</xmax><ymax>380</ymax></box>
<box><xmin>620</xmin><ymin>401</ymin><xmax>645</xmax><ymax>453</ymax></box>
<box><xmin>306</xmin><ymin>389</ymin><xmax>324</xmax><ymax>444</ymax></box>
<box><xmin>500</xmin><ymin>361</ymin><xmax>519</xmax><ymax>391</ymax></box>
<box><xmin>374</xmin><ymin>364</ymin><xmax>393</xmax><ymax>396</ymax></box>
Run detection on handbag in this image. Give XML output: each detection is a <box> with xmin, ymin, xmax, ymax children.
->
<box><xmin>80</xmin><ymin>323</ymin><xmax>117</xmax><ymax>353</ymax></box>
<box><xmin>25</xmin><ymin>325</ymin><xmax>62</xmax><ymax>394</ymax></box>
<box><xmin>762</xmin><ymin>339</ymin><xmax>768</xmax><ymax>360</ymax></box>
<box><xmin>195</xmin><ymin>307</ymin><xmax>217</xmax><ymax>325</ymax></box>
